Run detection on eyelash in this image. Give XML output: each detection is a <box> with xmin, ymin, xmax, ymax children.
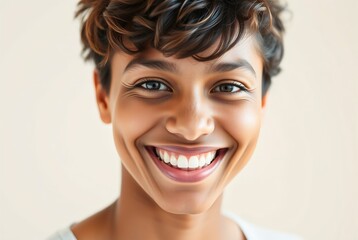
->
<box><xmin>135</xmin><ymin>79</ymin><xmax>248</xmax><ymax>94</ymax></box>
<box><xmin>211</xmin><ymin>81</ymin><xmax>248</xmax><ymax>93</ymax></box>
<box><xmin>135</xmin><ymin>79</ymin><xmax>172</xmax><ymax>92</ymax></box>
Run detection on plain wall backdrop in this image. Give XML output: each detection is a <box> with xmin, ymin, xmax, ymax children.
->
<box><xmin>0</xmin><ymin>0</ymin><xmax>357</xmax><ymax>239</ymax></box>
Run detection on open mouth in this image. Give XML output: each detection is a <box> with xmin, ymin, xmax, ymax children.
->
<box><xmin>154</xmin><ymin>147</ymin><xmax>218</xmax><ymax>170</ymax></box>
<box><xmin>146</xmin><ymin>146</ymin><xmax>228</xmax><ymax>182</ymax></box>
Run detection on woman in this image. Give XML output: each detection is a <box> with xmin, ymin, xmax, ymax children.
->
<box><xmin>49</xmin><ymin>0</ymin><xmax>300</xmax><ymax>239</ymax></box>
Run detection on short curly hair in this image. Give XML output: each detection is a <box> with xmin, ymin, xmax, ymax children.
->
<box><xmin>75</xmin><ymin>0</ymin><xmax>285</xmax><ymax>96</ymax></box>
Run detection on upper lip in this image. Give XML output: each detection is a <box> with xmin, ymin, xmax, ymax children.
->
<box><xmin>150</xmin><ymin>145</ymin><xmax>226</xmax><ymax>155</ymax></box>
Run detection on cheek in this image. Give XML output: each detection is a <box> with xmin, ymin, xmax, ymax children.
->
<box><xmin>113</xmin><ymin>99</ymin><xmax>160</xmax><ymax>142</ymax></box>
<box><xmin>221</xmin><ymin>102</ymin><xmax>262</xmax><ymax>145</ymax></box>
<box><xmin>111</xmin><ymin>98</ymin><xmax>164</xmax><ymax>185</ymax></box>
<box><xmin>217</xmin><ymin>102</ymin><xmax>262</xmax><ymax>181</ymax></box>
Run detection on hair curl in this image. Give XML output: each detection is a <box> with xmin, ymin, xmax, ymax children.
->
<box><xmin>75</xmin><ymin>0</ymin><xmax>285</xmax><ymax>96</ymax></box>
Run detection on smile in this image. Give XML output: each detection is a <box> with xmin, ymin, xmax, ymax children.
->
<box><xmin>155</xmin><ymin>148</ymin><xmax>217</xmax><ymax>170</ymax></box>
<box><xmin>146</xmin><ymin>146</ymin><xmax>228</xmax><ymax>182</ymax></box>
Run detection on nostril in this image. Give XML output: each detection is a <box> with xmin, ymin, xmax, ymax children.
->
<box><xmin>165</xmin><ymin>114</ymin><xmax>215</xmax><ymax>141</ymax></box>
<box><xmin>206</xmin><ymin>118</ymin><xmax>214</xmax><ymax>127</ymax></box>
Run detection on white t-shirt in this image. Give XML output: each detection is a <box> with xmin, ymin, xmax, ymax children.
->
<box><xmin>47</xmin><ymin>212</ymin><xmax>302</xmax><ymax>240</ymax></box>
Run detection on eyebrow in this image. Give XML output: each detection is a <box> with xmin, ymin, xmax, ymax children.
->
<box><xmin>123</xmin><ymin>57</ymin><xmax>256</xmax><ymax>78</ymax></box>
<box><xmin>124</xmin><ymin>58</ymin><xmax>178</xmax><ymax>73</ymax></box>
<box><xmin>209</xmin><ymin>60</ymin><xmax>257</xmax><ymax>78</ymax></box>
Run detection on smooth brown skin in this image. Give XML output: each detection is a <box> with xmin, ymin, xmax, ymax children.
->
<box><xmin>72</xmin><ymin>35</ymin><xmax>267</xmax><ymax>240</ymax></box>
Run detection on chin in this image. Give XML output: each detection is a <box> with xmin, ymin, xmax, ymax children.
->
<box><xmin>161</xmin><ymin>202</ymin><xmax>213</xmax><ymax>215</ymax></box>
<box><xmin>153</xmin><ymin>188</ymin><xmax>222</xmax><ymax>215</ymax></box>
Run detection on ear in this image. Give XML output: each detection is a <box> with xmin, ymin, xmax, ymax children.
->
<box><xmin>261</xmin><ymin>92</ymin><xmax>268</xmax><ymax>117</ymax></box>
<box><xmin>93</xmin><ymin>69</ymin><xmax>111</xmax><ymax>124</ymax></box>
<box><xmin>261</xmin><ymin>92</ymin><xmax>268</xmax><ymax>108</ymax></box>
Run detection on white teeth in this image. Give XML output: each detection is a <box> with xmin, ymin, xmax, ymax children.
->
<box><xmin>163</xmin><ymin>151</ymin><xmax>170</xmax><ymax>163</ymax></box>
<box><xmin>205</xmin><ymin>152</ymin><xmax>213</xmax><ymax>165</ymax></box>
<box><xmin>188</xmin><ymin>156</ymin><xmax>199</xmax><ymax>169</ymax></box>
<box><xmin>199</xmin><ymin>155</ymin><xmax>206</xmax><ymax>167</ymax></box>
<box><xmin>177</xmin><ymin>155</ymin><xmax>188</xmax><ymax>168</ymax></box>
<box><xmin>159</xmin><ymin>149</ymin><xmax>164</xmax><ymax>160</ymax></box>
<box><xmin>155</xmin><ymin>148</ymin><xmax>218</xmax><ymax>170</ymax></box>
<box><xmin>170</xmin><ymin>155</ymin><xmax>177</xmax><ymax>166</ymax></box>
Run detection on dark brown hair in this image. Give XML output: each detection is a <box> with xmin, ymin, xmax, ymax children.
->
<box><xmin>75</xmin><ymin>0</ymin><xmax>285</xmax><ymax>96</ymax></box>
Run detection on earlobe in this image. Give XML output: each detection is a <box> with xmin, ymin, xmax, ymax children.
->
<box><xmin>261</xmin><ymin>93</ymin><xmax>268</xmax><ymax>108</ymax></box>
<box><xmin>261</xmin><ymin>92</ymin><xmax>268</xmax><ymax>117</ymax></box>
<box><xmin>93</xmin><ymin>70</ymin><xmax>111</xmax><ymax>124</ymax></box>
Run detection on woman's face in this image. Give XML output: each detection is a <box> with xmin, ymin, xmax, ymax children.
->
<box><xmin>97</xmin><ymin>36</ymin><xmax>265</xmax><ymax>214</ymax></box>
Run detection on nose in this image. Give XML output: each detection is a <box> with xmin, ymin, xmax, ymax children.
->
<box><xmin>165</xmin><ymin>96</ymin><xmax>215</xmax><ymax>141</ymax></box>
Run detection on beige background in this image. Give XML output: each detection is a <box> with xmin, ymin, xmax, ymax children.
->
<box><xmin>0</xmin><ymin>0</ymin><xmax>357</xmax><ymax>239</ymax></box>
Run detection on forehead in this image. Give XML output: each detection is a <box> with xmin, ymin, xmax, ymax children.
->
<box><xmin>111</xmin><ymin>34</ymin><xmax>263</xmax><ymax>76</ymax></box>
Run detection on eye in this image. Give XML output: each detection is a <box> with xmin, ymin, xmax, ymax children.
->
<box><xmin>211</xmin><ymin>82</ymin><xmax>248</xmax><ymax>93</ymax></box>
<box><xmin>137</xmin><ymin>80</ymin><xmax>171</xmax><ymax>91</ymax></box>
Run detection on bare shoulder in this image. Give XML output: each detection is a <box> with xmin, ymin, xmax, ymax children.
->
<box><xmin>71</xmin><ymin>203</ymin><xmax>115</xmax><ymax>240</ymax></box>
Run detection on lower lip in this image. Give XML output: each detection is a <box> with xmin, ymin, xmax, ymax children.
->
<box><xmin>146</xmin><ymin>147</ymin><xmax>226</xmax><ymax>183</ymax></box>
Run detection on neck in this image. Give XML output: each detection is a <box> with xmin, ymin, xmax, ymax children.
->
<box><xmin>110</xmin><ymin>168</ymin><xmax>240</xmax><ymax>240</ymax></box>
